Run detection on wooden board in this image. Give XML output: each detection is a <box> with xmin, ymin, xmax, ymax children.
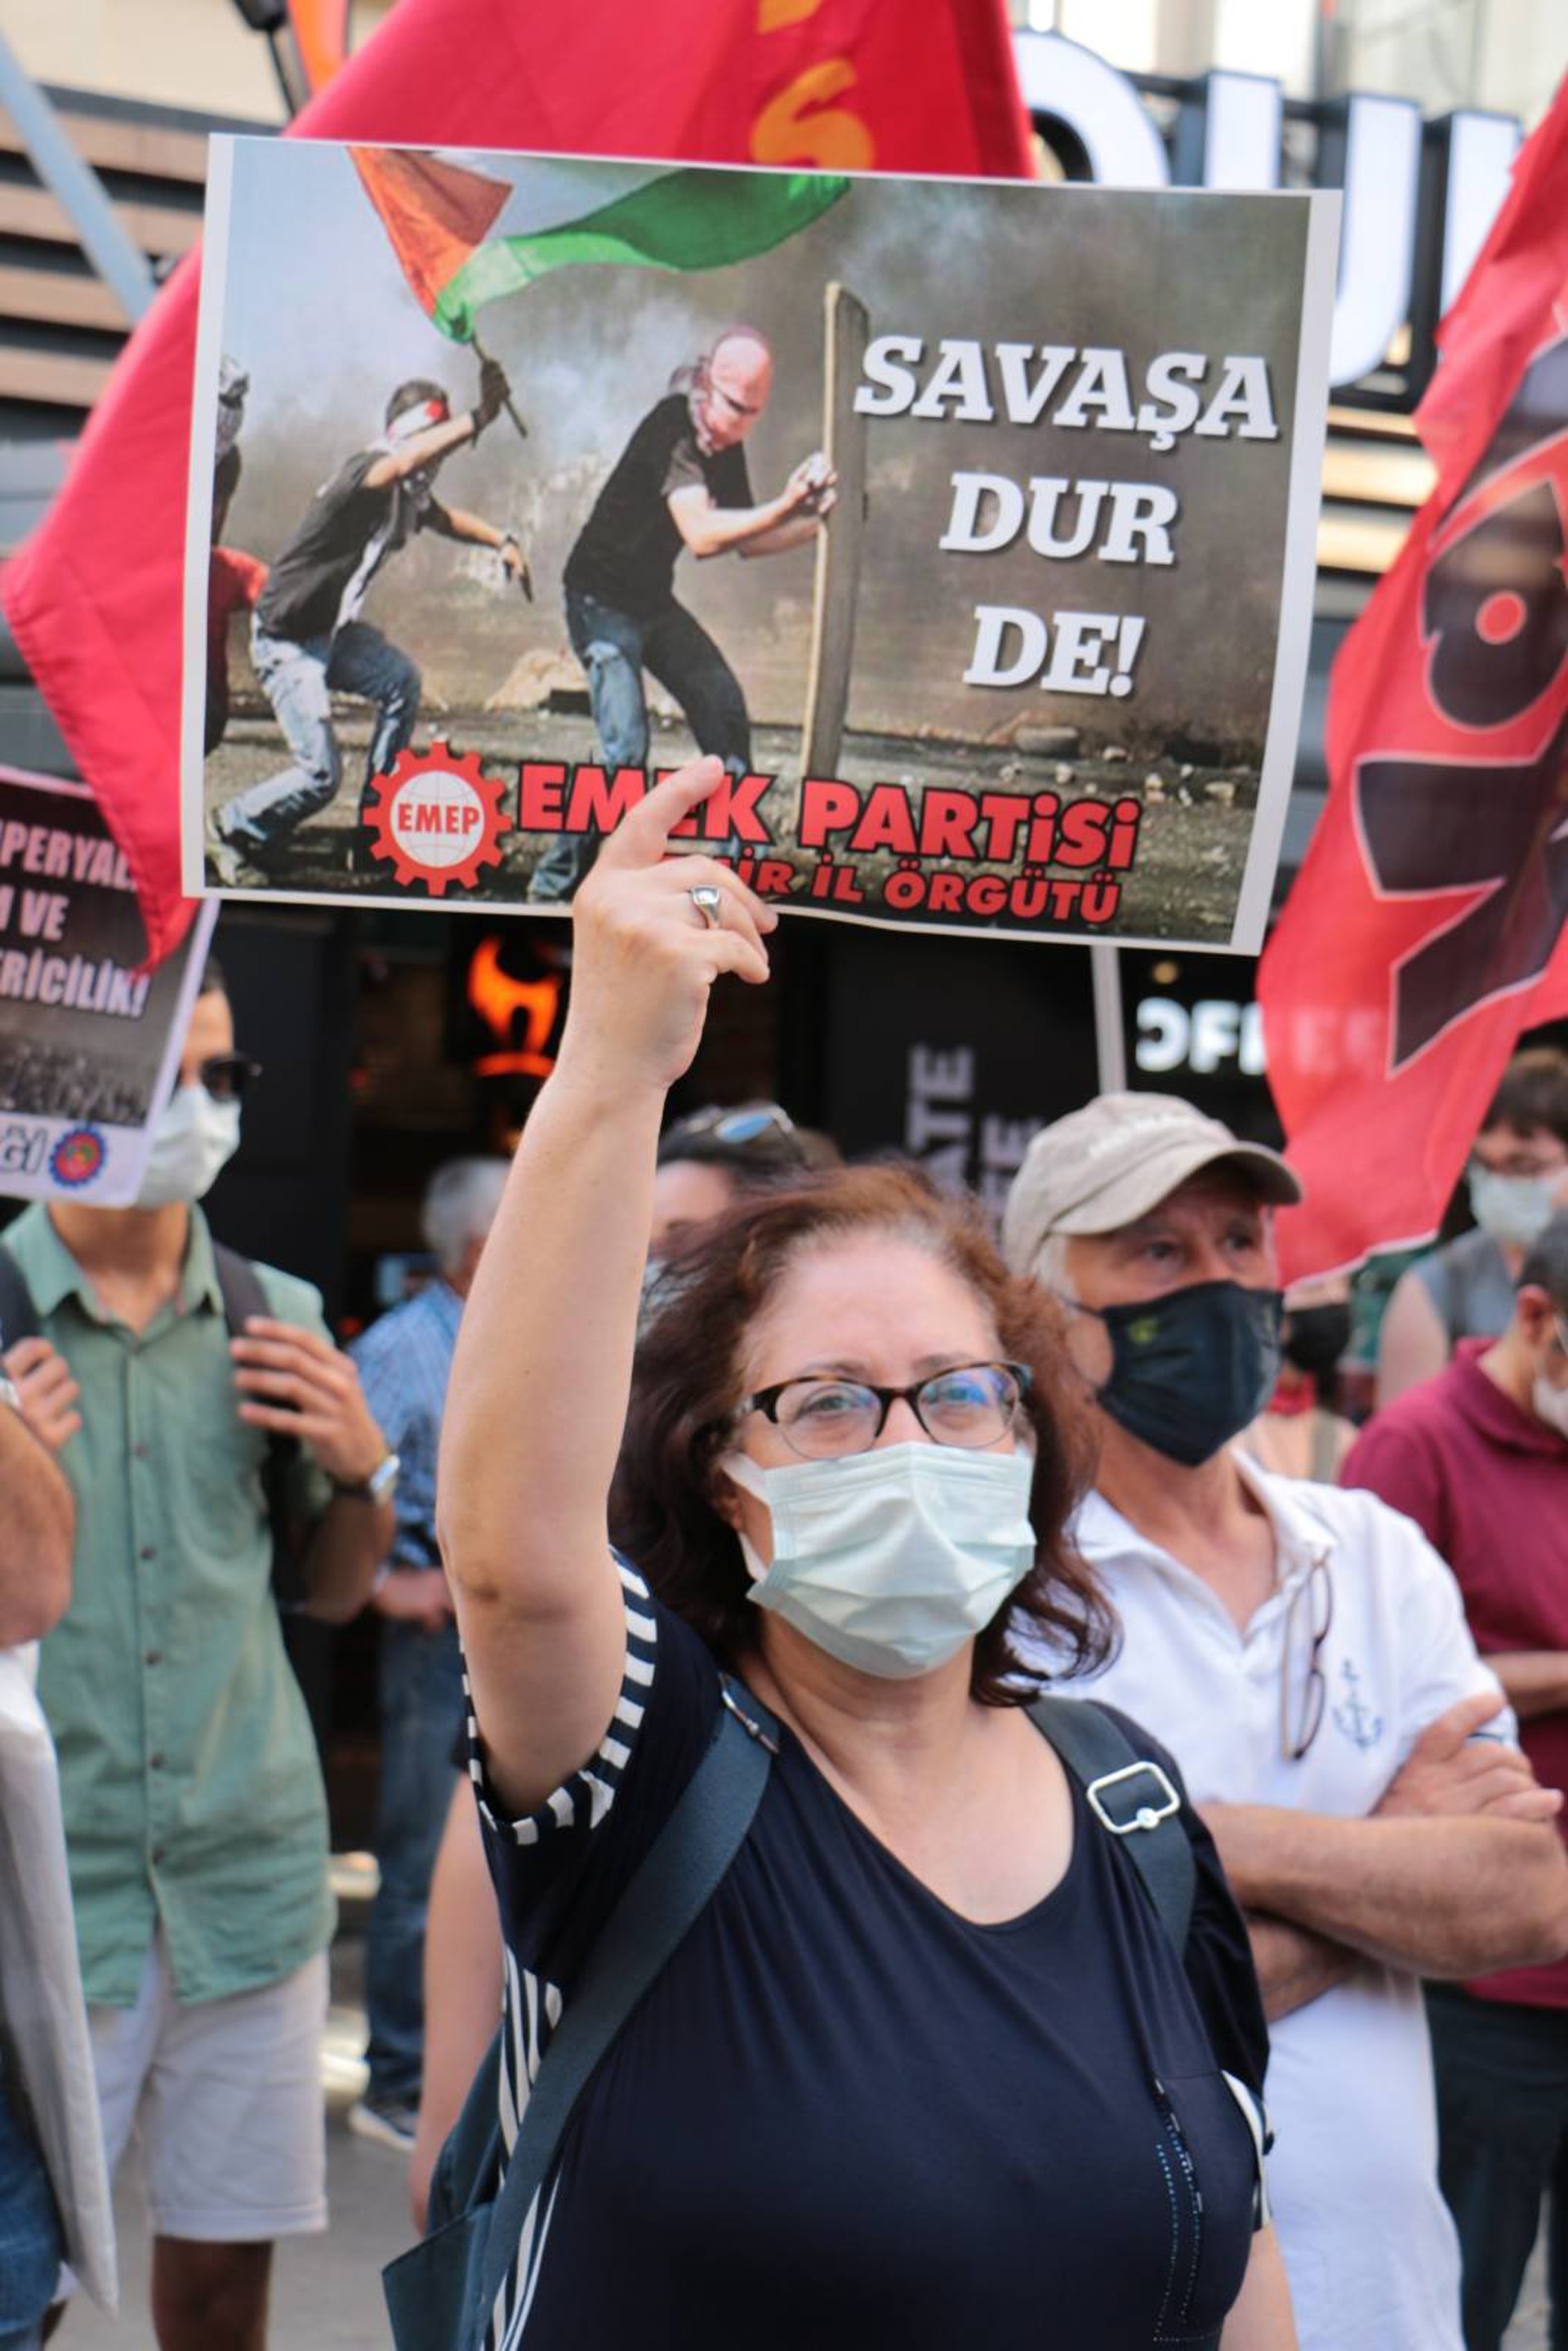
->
<box><xmin>800</xmin><ymin>282</ymin><xmax>869</xmax><ymax>780</ymax></box>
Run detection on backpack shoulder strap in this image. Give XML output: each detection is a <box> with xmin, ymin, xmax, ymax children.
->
<box><xmin>0</xmin><ymin>1242</ymin><xmax>42</xmax><ymax>1349</ymax></box>
<box><xmin>468</xmin><ymin>1673</ymin><xmax>777</xmax><ymax>2340</ymax></box>
<box><xmin>211</xmin><ymin>1241</ymin><xmax>306</xmax><ymax>1605</ymax></box>
<box><xmin>211</xmin><ymin>1240</ymin><xmax>270</xmax><ymax>1335</ymax></box>
<box><xmin>1028</xmin><ymin>1693</ymin><xmax>1196</xmax><ymax>1957</ymax></box>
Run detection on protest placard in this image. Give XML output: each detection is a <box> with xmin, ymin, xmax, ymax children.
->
<box><xmin>185</xmin><ymin>141</ymin><xmax>1336</xmax><ymax>950</ymax></box>
<box><xmin>0</xmin><ymin>767</ymin><xmax>216</xmax><ymax>1205</ymax></box>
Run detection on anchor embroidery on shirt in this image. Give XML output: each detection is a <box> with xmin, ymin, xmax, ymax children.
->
<box><xmin>1331</xmin><ymin>1659</ymin><xmax>1383</xmax><ymax>1751</ymax></box>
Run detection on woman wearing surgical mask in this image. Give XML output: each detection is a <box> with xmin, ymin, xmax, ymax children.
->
<box><xmin>439</xmin><ymin>761</ymin><xmax>1294</xmax><ymax>2350</ymax></box>
<box><xmin>408</xmin><ymin>1099</ymin><xmax>837</xmax><ymax>2222</ymax></box>
<box><xmin>1378</xmin><ymin>1049</ymin><xmax>1568</xmax><ymax>1408</ymax></box>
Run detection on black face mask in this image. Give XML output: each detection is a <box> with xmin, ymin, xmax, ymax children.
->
<box><xmin>1080</xmin><ymin>1279</ymin><xmax>1285</xmax><ymax>1467</ymax></box>
<box><xmin>1282</xmin><ymin>1302</ymin><xmax>1352</xmax><ymax>1380</ymax></box>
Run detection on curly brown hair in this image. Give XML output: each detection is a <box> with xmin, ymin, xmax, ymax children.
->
<box><xmin>612</xmin><ymin>1162</ymin><xmax>1116</xmax><ymax>1704</ymax></box>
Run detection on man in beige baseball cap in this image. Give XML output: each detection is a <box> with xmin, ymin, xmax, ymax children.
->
<box><xmin>1002</xmin><ymin>1091</ymin><xmax>1300</xmax><ymax>1269</ymax></box>
<box><xmin>1002</xmin><ymin>1087</ymin><xmax>1568</xmax><ymax>2351</ymax></box>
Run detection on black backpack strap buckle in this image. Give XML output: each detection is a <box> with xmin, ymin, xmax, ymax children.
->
<box><xmin>1085</xmin><ymin>1759</ymin><xmax>1181</xmax><ymax>1837</ymax></box>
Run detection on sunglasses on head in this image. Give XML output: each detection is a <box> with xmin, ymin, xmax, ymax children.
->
<box><xmin>198</xmin><ymin>1053</ymin><xmax>262</xmax><ymax>1103</ymax></box>
<box><xmin>674</xmin><ymin>1102</ymin><xmax>795</xmax><ymax>1147</ymax></box>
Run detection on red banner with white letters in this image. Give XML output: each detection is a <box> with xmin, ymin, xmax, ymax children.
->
<box><xmin>1259</xmin><ymin>76</ymin><xmax>1568</xmax><ymax>1283</ymax></box>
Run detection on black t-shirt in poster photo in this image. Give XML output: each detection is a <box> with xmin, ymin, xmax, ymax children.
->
<box><xmin>466</xmin><ymin>1565</ymin><xmax>1271</xmax><ymax>2351</ymax></box>
<box><xmin>257</xmin><ymin>451</ymin><xmax>440</xmax><ymax>644</ymax></box>
<box><xmin>565</xmin><ymin>394</ymin><xmax>753</xmax><ymax>621</ymax></box>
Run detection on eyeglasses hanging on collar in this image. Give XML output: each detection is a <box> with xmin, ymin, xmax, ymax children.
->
<box><xmin>1281</xmin><ymin>1552</ymin><xmax>1334</xmax><ymax>1762</ymax></box>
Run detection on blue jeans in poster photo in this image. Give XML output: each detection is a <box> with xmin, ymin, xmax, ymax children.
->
<box><xmin>0</xmin><ymin>2059</ymin><xmax>61</xmax><ymax>2351</ymax></box>
<box><xmin>217</xmin><ymin>619</ymin><xmax>420</xmax><ymax>855</ymax></box>
<box><xmin>1427</xmin><ymin>1982</ymin><xmax>1568</xmax><ymax>2351</ymax></box>
<box><xmin>527</xmin><ymin>586</ymin><xmax>751</xmax><ymax>902</ymax></box>
<box><xmin>365</xmin><ymin>1616</ymin><xmax>466</xmax><ymax>2110</ymax></box>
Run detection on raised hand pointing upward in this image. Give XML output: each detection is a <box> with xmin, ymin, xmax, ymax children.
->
<box><xmin>565</xmin><ymin>757</ymin><xmax>777</xmax><ymax>1095</ymax></box>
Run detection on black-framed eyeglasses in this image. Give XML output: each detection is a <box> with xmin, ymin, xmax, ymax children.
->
<box><xmin>1281</xmin><ymin>1553</ymin><xmax>1334</xmax><ymax>1762</ymax></box>
<box><xmin>198</xmin><ymin>1053</ymin><xmax>263</xmax><ymax>1103</ymax></box>
<box><xmin>737</xmin><ymin>1360</ymin><xmax>1032</xmax><ymax>1461</ymax></box>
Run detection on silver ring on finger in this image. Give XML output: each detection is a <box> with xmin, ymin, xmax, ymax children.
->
<box><xmin>688</xmin><ymin>884</ymin><xmax>724</xmax><ymax>931</ymax></box>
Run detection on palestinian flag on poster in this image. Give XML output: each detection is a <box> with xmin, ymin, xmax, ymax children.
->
<box><xmin>350</xmin><ymin>149</ymin><xmax>850</xmax><ymax>343</ymax></box>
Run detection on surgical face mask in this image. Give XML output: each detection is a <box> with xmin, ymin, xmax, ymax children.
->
<box><xmin>1076</xmin><ymin>1279</ymin><xmax>1283</xmax><ymax>1468</ymax></box>
<box><xmin>134</xmin><ymin>1084</ymin><xmax>242</xmax><ymax>1209</ymax></box>
<box><xmin>1282</xmin><ymin>1302</ymin><xmax>1352</xmax><ymax>1380</ymax></box>
<box><xmin>1534</xmin><ymin>1378</ymin><xmax>1568</xmax><ymax>1439</ymax></box>
<box><xmin>721</xmin><ymin>1441</ymin><xmax>1036</xmax><ymax>1681</ymax></box>
<box><xmin>1534</xmin><ymin>1318</ymin><xmax>1568</xmax><ymax>1440</ymax></box>
<box><xmin>1468</xmin><ymin>1164</ymin><xmax>1562</xmax><ymax>1249</ymax></box>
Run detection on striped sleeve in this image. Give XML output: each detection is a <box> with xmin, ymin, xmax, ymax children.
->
<box><xmin>1222</xmin><ymin>2073</ymin><xmax>1273</xmax><ymax>2231</ymax></box>
<box><xmin>466</xmin><ymin>1569</ymin><xmax>722</xmax><ymax>2351</ymax></box>
<box><xmin>466</xmin><ymin>1558</ymin><xmax>723</xmax><ymax>2001</ymax></box>
<box><xmin>467</xmin><ymin>1556</ymin><xmax>661</xmax><ymax>1851</ymax></box>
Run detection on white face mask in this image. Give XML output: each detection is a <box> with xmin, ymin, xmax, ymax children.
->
<box><xmin>721</xmin><ymin>1440</ymin><xmax>1036</xmax><ymax>1681</ymax></box>
<box><xmin>134</xmin><ymin>1084</ymin><xmax>242</xmax><ymax>1209</ymax></box>
<box><xmin>1468</xmin><ymin>1165</ymin><xmax>1561</xmax><ymax>1249</ymax></box>
<box><xmin>1533</xmin><ymin>1377</ymin><xmax>1568</xmax><ymax>1439</ymax></box>
<box><xmin>1534</xmin><ymin>1318</ymin><xmax>1568</xmax><ymax>1439</ymax></box>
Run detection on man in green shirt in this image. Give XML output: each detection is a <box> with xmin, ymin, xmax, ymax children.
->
<box><xmin>2</xmin><ymin>964</ymin><xmax>395</xmax><ymax>2351</ymax></box>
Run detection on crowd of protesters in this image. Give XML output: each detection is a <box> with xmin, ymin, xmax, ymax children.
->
<box><xmin>3</xmin><ymin>764</ymin><xmax>1568</xmax><ymax>2348</ymax></box>
<box><xmin>0</xmin><ymin>1040</ymin><xmax>154</xmax><ymax>1129</ymax></box>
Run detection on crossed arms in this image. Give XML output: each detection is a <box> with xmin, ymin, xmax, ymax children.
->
<box><xmin>1206</xmin><ymin>1690</ymin><xmax>1568</xmax><ymax>2019</ymax></box>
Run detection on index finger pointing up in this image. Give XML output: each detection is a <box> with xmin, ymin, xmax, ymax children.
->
<box><xmin>595</xmin><ymin>757</ymin><xmax>726</xmax><ymax>875</ymax></box>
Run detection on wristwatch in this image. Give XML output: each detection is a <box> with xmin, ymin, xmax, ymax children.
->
<box><xmin>333</xmin><ymin>1449</ymin><xmax>401</xmax><ymax>1504</ymax></box>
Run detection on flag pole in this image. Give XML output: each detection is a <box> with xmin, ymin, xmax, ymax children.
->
<box><xmin>470</xmin><ymin>326</ymin><xmax>527</xmax><ymax>440</ymax></box>
<box><xmin>1090</xmin><ymin>942</ymin><xmax>1128</xmax><ymax>1094</ymax></box>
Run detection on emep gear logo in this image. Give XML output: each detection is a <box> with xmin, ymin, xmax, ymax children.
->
<box><xmin>49</xmin><ymin>1125</ymin><xmax>105</xmax><ymax>1188</ymax></box>
<box><xmin>363</xmin><ymin>743</ymin><xmax>511</xmax><ymax>897</ymax></box>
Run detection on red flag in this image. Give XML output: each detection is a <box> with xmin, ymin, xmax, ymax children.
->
<box><xmin>1258</xmin><ymin>76</ymin><xmax>1568</xmax><ymax>1283</ymax></box>
<box><xmin>2</xmin><ymin>0</ymin><xmax>1031</xmax><ymax>966</ymax></box>
<box><xmin>348</xmin><ymin>148</ymin><xmax>510</xmax><ymax>323</ymax></box>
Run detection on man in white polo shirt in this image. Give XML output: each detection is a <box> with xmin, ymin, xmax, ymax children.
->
<box><xmin>1002</xmin><ymin>1092</ymin><xmax>1568</xmax><ymax>2351</ymax></box>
